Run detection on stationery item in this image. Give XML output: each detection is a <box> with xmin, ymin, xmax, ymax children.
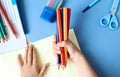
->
<box><xmin>56</xmin><ymin>8</ymin><xmax>65</xmax><ymax>69</ymax></box>
<box><xmin>57</xmin><ymin>0</ymin><xmax>63</xmax><ymax>9</ymax></box>
<box><xmin>0</xmin><ymin>2</ymin><xmax>17</xmax><ymax>38</ymax></box>
<box><xmin>0</xmin><ymin>27</ymin><xmax>4</xmax><ymax>42</ymax></box>
<box><xmin>56</xmin><ymin>8</ymin><xmax>71</xmax><ymax>69</ymax></box>
<box><xmin>56</xmin><ymin>15</ymin><xmax>61</xmax><ymax>69</ymax></box>
<box><xmin>0</xmin><ymin>13</ymin><xmax>7</xmax><ymax>42</ymax></box>
<box><xmin>47</xmin><ymin>0</ymin><xmax>55</xmax><ymax>8</ymax></box>
<box><xmin>47</xmin><ymin>0</ymin><xmax>63</xmax><ymax>10</ymax></box>
<box><xmin>63</xmin><ymin>8</ymin><xmax>71</xmax><ymax>67</ymax></box>
<box><xmin>0</xmin><ymin>0</ymin><xmax>26</xmax><ymax>53</ymax></box>
<box><xmin>0</xmin><ymin>29</ymin><xmax>80</xmax><ymax>77</ymax></box>
<box><xmin>52</xmin><ymin>0</ymin><xmax>63</xmax><ymax>9</ymax></box>
<box><xmin>40</xmin><ymin>0</ymin><xmax>63</xmax><ymax>22</ymax></box>
<box><xmin>82</xmin><ymin>0</ymin><xmax>100</xmax><ymax>13</ymax></box>
<box><xmin>40</xmin><ymin>6</ymin><xmax>56</xmax><ymax>22</ymax></box>
<box><xmin>100</xmin><ymin>0</ymin><xmax>119</xmax><ymax>30</ymax></box>
<box><xmin>56</xmin><ymin>25</ymin><xmax>61</xmax><ymax>69</ymax></box>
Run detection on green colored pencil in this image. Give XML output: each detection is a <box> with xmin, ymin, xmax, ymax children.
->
<box><xmin>0</xmin><ymin>13</ymin><xmax>7</xmax><ymax>42</ymax></box>
<box><xmin>0</xmin><ymin>28</ymin><xmax>4</xmax><ymax>42</ymax></box>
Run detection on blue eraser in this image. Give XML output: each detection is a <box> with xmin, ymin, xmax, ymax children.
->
<box><xmin>40</xmin><ymin>6</ymin><xmax>56</xmax><ymax>22</ymax></box>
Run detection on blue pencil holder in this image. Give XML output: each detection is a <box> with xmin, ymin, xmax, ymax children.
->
<box><xmin>40</xmin><ymin>6</ymin><xmax>56</xmax><ymax>22</ymax></box>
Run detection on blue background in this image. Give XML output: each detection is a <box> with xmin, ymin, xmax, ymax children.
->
<box><xmin>17</xmin><ymin>0</ymin><xmax>120</xmax><ymax>77</ymax></box>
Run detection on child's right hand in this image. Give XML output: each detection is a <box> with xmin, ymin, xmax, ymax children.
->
<box><xmin>52</xmin><ymin>36</ymin><xmax>82</xmax><ymax>61</ymax></box>
<box><xmin>52</xmin><ymin>36</ymin><xmax>98</xmax><ymax>77</ymax></box>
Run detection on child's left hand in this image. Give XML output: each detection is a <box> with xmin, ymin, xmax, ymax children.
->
<box><xmin>17</xmin><ymin>45</ymin><xmax>49</xmax><ymax>77</ymax></box>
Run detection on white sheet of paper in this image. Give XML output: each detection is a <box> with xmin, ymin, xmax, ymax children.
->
<box><xmin>0</xmin><ymin>29</ymin><xmax>80</xmax><ymax>77</ymax></box>
<box><xmin>0</xmin><ymin>0</ymin><xmax>26</xmax><ymax>53</ymax></box>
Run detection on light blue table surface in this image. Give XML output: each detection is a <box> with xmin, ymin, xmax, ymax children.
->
<box><xmin>17</xmin><ymin>0</ymin><xmax>120</xmax><ymax>77</ymax></box>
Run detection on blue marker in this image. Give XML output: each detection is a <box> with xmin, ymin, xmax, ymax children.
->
<box><xmin>82</xmin><ymin>0</ymin><xmax>100</xmax><ymax>13</ymax></box>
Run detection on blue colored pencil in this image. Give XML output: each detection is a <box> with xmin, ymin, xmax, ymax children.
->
<box><xmin>56</xmin><ymin>23</ymin><xmax>61</xmax><ymax>69</ymax></box>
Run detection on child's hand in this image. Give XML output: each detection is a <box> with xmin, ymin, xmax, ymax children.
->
<box><xmin>52</xmin><ymin>36</ymin><xmax>82</xmax><ymax>61</ymax></box>
<box><xmin>52</xmin><ymin>35</ymin><xmax>98</xmax><ymax>77</ymax></box>
<box><xmin>17</xmin><ymin>45</ymin><xmax>49</xmax><ymax>77</ymax></box>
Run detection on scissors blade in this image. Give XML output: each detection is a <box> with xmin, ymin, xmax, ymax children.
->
<box><xmin>110</xmin><ymin>0</ymin><xmax>119</xmax><ymax>15</ymax></box>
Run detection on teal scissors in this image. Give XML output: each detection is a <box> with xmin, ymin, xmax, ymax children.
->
<box><xmin>100</xmin><ymin>0</ymin><xmax>119</xmax><ymax>30</ymax></box>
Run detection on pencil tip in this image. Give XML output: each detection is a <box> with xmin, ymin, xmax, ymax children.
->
<box><xmin>58</xmin><ymin>67</ymin><xmax>60</xmax><ymax>70</ymax></box>
<box><xmin>58</xmin><ymin>65</ymin><xmax>60</xmax><ymax>70</ymax></box>
<box><xmin>4</xmin><ymin>36</ymin><xmax>8</xmax><ymax>41</ymax></box>
<box><xmin>61</xmin><ymin>65</ymin><xmax>66</xmax><ymax>70</ymax></box>
<box><xmin>15</xmin><ymin>34</ymin><xmax>18</xmax><ymax>39</ymax></box>
<box><xmin>1</xmin><ymin>38</ymin><xmax>5</xmax><ymax>43</ymax></box>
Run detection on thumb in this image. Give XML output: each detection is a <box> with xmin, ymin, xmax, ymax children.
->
<box><xmin>39</xmin><ymin>63</ymin><xmax>49</xmax><ymax>77</ymax></box>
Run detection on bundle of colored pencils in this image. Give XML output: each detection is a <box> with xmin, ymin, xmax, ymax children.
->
<box><xmin>56</xmin><ymin>8</ymin><xmax>71</xmax><ymax>69</ymax></box>
<box><xmin>47</xmin><ymin>0</ymin><xmax>63</xmax><ymax>9</ymax></box>
<box><xmin>0</xmin><ymin>13</ymin><xmax>7</xmax><ymax>42</ymax></box>
<box><xmin>0</xmin><ymin>2</ymin><xmax>17</xmax><ymax>43</ymax></box>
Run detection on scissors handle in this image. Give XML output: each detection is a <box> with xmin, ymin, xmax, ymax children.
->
<box><xmin>100</xmin><ymin>14</ymin><xmax>119</xmax><ymax>30</ymax></box>
<box><xmin>100</xmin><ymin>14</ymin><xmax>111</xmax><ymax>27</ymax></box>
<box><xmin>109</xmin><ymin>15</ymin><xmax>118</xmax><ymax>30</ymax></box>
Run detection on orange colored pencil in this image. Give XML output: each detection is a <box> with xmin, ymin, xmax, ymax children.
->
<box><xmin>56</xmin><ymin>8</ymin><xmax>66</xmax><ymax>68</ymax></box>
<box><xmin>56</xmin><ymin>8</ymin><xmax>63</xmax><ymax>41</ymax></box>
<box><xmin>63</xmin><ymin>8</ymin><xmax>67</xmax><ymax>67</ymax></box>
<box><xmin>63</xmin><ymin>8</ymin><xmax>71</xmax><ymax>67</ymax></box>
<box><xmin>0</xmin><ymin>2</ymin><xmax>17</xmax><ymax>38</ymax></box>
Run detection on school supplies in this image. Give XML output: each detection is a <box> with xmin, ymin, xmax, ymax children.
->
<box><xmin>0</xmin><ymin>0</ymin><xmax>26</xmax><ymax>53</ymax></box>
<box><xmin>82</xmin><ymin>0</ymin><xmax>100</xmax><ymax>13</ymax></box>
<box><xmin>56</xmin><ymin>8</ymin><xmax>71</xmax><ymax>69</ymax></box>
<box><xmin>0</xmin><ymin>2</ymin><xmax>17</xmax><ymax>38</ymax></box>
<box><xmin>56</xmin><ymin>8</ymin><xmax>65</xmax><ymax>69</ymax></box>
<box><xmin>0</xmin><ymin>29</ymin><xmax>80</xmax><ymax>77</ymax></box>
<box><xmin>56</xmin><ymin>22</ymin><xmax>61</xmax><ymax>69</ymax></box>
<box><xmin>0</xmin><ymin>13</ymin><xmax>7</xmax><ymax>42</ymax></box>
<box><xmin>100</xmin><ymin>0</ymin><xmax>119</xmax><ymax>30</ymax></box>
<box><xmin>40</xmin><ymin>0</ymin><xmax>63</xmax><ymax>22</ymax></box>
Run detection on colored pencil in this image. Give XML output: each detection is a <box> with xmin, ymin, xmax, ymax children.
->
<box><xmin>0</xmin><ymin>28</ymin><xmax>3</xmax><ymax>42</ymax></box>
<box><xmin>56</xmin><ymin>20</ymin><xmax>61</xmax><ymax>69</ymax></box>
<box><xmin>56</xmin><ymin>8</ymin><xmax>71</xmax><ymax>69</ymax></box>
<box><xmin>63</xmin><ymin>8</ymin><xmax>71</xmax><ymax>67</ymax></box>
<box><xmin>48</xmin><ymin>0</ymin><xmax>55</xmax><ymax>8</ymax></box>
<box><xmin>0</xmin><ymin>2</ymin><xmax>17</xmax><ymax>38</ymax></box>
<box><xmin>0</xmin><ymin>13</ymin><xmax>8</xmax><ymax>41</ymax></box>
<box><xmin>56</xmin><ymin>8</ymin><xmax>66</xmax><ymax>69</ymax></box>
<box><xmin>57</xmin><ymin>0</ymin><xmax>63</xmax><ymax>8</ymax></box>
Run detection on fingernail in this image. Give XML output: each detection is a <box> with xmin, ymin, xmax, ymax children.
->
<box><xmin>46</xmin><ymin>63</ymin><xmax>49</xmax><ymax>67</ymax></box>
<box><xmin>29</xmin><ymin>44</ymin><xmax>33</xmax><ymax>48</ymax></box>
<box><xmin>26</xmin><ymin>45</ymin><xmax>29</xmax><ymax>49</ymax></box>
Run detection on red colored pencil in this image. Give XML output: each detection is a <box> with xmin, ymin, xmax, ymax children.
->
<box><xmin>56</xmin><ymin>8</ymin><xmax>66</xmax><ymax>69</ymax></box>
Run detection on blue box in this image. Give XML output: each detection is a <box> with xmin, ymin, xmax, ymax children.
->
<box><xmin>40</xmin><ymin>6</ymin><xmax>56</xmax><ymax>22</ymax></box>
